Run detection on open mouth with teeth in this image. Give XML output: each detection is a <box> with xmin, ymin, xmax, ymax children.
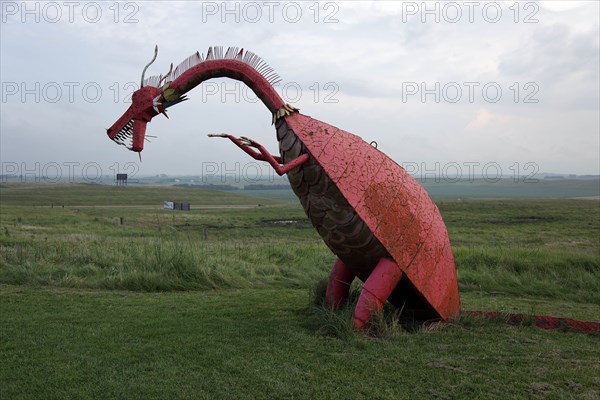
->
<box><xmin>111</xmin><ymin>119</ymin><xmax>135</xmax><ymax>149</ymax></box>
<box><xmin>105</xmin><ymin>84</ymin><xmax>162</xmax><ymax>154</ymax></box>
<box><xmin>106</xmin><ymin>91</ymin><xmax>186</xmax><ymax>154</ymax></box>
<box><xmin>107</xmin><ymin>115</ymin><xmax>152</xmax><ymax>154</ymax></box>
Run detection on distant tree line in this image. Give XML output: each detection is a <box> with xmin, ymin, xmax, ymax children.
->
<box><xmin>174</xmin><ymin>183</ymin><xmax>292</xmax><ymax>191</ymax></box>
<box><xmin>243</xmin><ymin>184</ymin><xmax>290</xmax><ymax>190</ymax></box>
<box><xmin>174</xmin><ymin>184</ymin><xmax>239</xmax><ymax>191</ymax></box>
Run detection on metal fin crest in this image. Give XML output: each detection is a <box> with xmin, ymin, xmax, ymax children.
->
<box><xmin>142</xmin><ymin>46</ymin><xmax>282</xmax><ymax>88</ymax></box>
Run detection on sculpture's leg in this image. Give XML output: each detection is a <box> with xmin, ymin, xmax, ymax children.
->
<box><xmin>325</xmin><ymin>258</ymin><xmax>355</xmax><ymax>308</ymax></box>
<box><xmin>208</xmin><ymin>134</ymin><xmax>309</xmax><ymax>175</ymax></box>
<box><xmin>354</xmin><ymin>258</ymin><xmax>403</xmax><ymax>330</ymax></box>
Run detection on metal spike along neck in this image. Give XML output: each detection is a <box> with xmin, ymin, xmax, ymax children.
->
<box><xmin>272</xmin><ymin>104</ymin><xmax>299</xmax><ymax>124</ymax></box>
<box><xmin>143</xmin><ymin>46</ymin><xmax>283</xmax><ymax>89</ymax></box>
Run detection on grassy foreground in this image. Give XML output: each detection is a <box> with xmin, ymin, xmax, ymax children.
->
<box><xmin>2</xmin><ymin>285</ymin><xmax>599</xmax><ymax>400</ymax></box>
<box><xmin>0</xmin><ymin>184</ymin><xmax>599</xmax><ymax>399</ymax></box>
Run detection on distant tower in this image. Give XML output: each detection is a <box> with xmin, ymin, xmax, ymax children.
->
<box><xmin>116</xmin><ymin>173</ymin><xmax>128</xmax><ymax>186</ymax></box>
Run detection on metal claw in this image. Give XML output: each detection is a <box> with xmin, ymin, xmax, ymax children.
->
<box><xmin>239</xmin><ymin>136</ymin><xmax>253</xmax><ymax>146</ymax></box>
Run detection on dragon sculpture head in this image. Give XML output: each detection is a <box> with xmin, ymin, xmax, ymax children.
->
<box><xmin>106</xmin><ymin>45</ymin><xmax>186</xmax><ymax>154</ymax></box>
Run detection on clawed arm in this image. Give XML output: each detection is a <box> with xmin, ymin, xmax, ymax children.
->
<box><xmin>208</xmin><ymin>134</ymin><xmax>309</xmax><ymax>176</ymax></box>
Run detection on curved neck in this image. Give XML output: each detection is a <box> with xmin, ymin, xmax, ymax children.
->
<box><xmin>169</xmin><ymin>59</ymin><xmax>285</xmax><ymax>113</ymax></box>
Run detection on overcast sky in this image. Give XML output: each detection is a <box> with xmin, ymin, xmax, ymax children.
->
<box><xmin>1</xmin><ymin>1</ymin><xmax>598</xmax><ymax>181</ymax></box>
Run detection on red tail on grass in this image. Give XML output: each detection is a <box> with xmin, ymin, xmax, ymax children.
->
<box><xmin>468</xmin><ymin>311</ymin><xmax>600</xmax><ymax>333</ymax></box>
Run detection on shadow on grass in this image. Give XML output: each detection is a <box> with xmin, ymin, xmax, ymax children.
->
<box><xmin>304</xmin><ymin>279</ymin><xmax>462</xmax><ymax>340</ymax></box>
<box><xmin>304</xmin><ymin>279</ymin><xmax>598</xmax><ymax>340</ymax></box>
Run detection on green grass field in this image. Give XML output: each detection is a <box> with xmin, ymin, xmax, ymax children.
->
<box><xmin>1</xmin><ymin>184</ymin><xmax>599</xmax><ymax>399</ymax></box>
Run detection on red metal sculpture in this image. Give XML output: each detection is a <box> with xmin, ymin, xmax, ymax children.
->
<box><xmin>106</xmin><ymin>46</ymin><xmax>460</xmax><ymax>330</ymax></box>
<box><xmin>106</xmin><ymin>46</ymin><xmax>600</xmax><ymax>334</ymax></box>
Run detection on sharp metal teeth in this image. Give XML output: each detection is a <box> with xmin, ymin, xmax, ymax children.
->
<box><xmin>152</xmin><ymin>95</ymin><xmax>163</xmax><ymax>113</ymax></box>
